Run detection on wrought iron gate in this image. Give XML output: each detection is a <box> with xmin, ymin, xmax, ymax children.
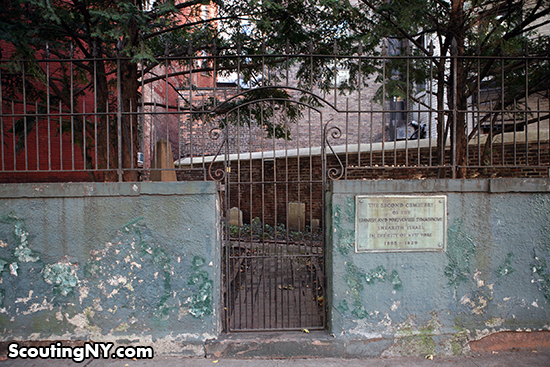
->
<box><xmin>213</xmin><ymin>97</ymin><xmax>337</xmax><ymax>331</ymax></box>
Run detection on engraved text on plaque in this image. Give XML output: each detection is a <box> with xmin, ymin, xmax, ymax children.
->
<box><xmin>355</xmin><ymin>195</ymin><xmax>447</xmax><ymax>253</ymax></box>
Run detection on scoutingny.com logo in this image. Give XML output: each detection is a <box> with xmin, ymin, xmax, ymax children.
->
<box><xmin>7</xmin><ymin>341</ymin><xmax>154</xmax><ymax>363</ymax></box>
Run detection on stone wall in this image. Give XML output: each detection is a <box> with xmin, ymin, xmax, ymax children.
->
<box><xmin>328</xmin><ymin>179</ymin><xmax>550</xmax><ymax>356</ymax></box>
<box><xmin>0</xmin><ymin>182</ymin><xmax>220</xmax><ymax>356</ymax></box>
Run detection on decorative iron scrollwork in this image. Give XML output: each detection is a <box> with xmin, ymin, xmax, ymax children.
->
<box><xmin>208</xmin><ymin>127</ymin><xmax>223</xmax><ymax>140</ymax></box>
<box><xmin>324</xmin><ymin>123</ymin><xmax>345</xmax><ymax>181</ymax></box>
<box><xmin>208</xmin><ymin>128</ymin><xmax>226</xmax><ymax>181</ymax></box>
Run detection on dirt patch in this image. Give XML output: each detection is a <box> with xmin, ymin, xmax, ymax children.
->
<box><xmin>470</xmin><ymin>331</ymin><xmax>550</xmax><ymax>352</ymax></box>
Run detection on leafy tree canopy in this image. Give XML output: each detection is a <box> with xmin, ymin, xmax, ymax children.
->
<box><xmin>1</xmin><ymin>0</ymin><xmax>549</xmax><ymax>180</ymax></box>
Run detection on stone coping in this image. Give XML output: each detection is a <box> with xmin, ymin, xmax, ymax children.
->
<box><xmin>331</xmin><ymin>178</ymin><xmax>550</xmax><ymax>194</ymax></box>
<box><xmin>0</xmin><ymin>181</ymin><xmax>218</xmax><ymax>198</ymax></box>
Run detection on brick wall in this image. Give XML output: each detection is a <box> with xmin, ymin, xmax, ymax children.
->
<box><xmin>177</xmin><ymin>140</ymin><xmax>550</xmax><ymax>226</ymax></box>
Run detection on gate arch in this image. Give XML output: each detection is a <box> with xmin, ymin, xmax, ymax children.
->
<box><xmin>212</xmin><ymin>91</ymin><xmax>341</xmax><ymax>331</ymax></box>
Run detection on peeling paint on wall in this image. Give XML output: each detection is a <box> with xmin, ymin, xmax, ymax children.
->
<box><xmin>0</xmin><ymin>213</ymin><xmax>41</xmax><ymax>263</ymax></box>
<box><xmin>81</xmin><ymin>218</ymin><xmax>180</xmax><ymax>326</ymax></box>
<box><xmin>531</xmin><ymin>255</ymin><xmax>550</xmax><ymax>302</ymax></box>
<box><xmin>0</xmin><ymin>212</ymin><xmax>217</xmax><ymax>342</ymax></box>
<box><xmin>459</xmin><ymin>270</ymin><xmax>494</xmax><ymax>315</ymax></box>
<box><xmin>531</xmin><ymin>215</ymin><xmax>550</xmax><ymax>302</ymax></box>
<box><xmin>187</xmin><ymin>256</ymin><xmax>213</xmax><ymax>318</ymax></box>
<box><xmin>333</xmin><ymin>204</ymin><xmax>355</xmax><ymax>249</ymax></box>
<box><xmin>497</xmin><ymin>252</ymin><xmax>515</xmax><ymax>277</ymax></box>
<box><xmin>344</xmin><ymin>197</ymin><xmax>355</xmax><ymax>223</ymax></box>
<box><xmin>0</xmin><ymin>213</ymin><xmax>51</xmax><ymax>320</ymax></box>
<box><xmin>341</xmin><ymin>261</ymin><xmax>403</xmax><ymax>320</ymax></box>
<box><xmin>444</xmin><ymin>219</ymin><xmax>476</xmax><ymax>291</ymax></box>
<box><xmin>539</xmin><ymin>221</ymin><xmax>550</xmax><ymax>254</ymax></box>
<box><xmin>43</xmin><ymin>257</ymin><xmax>79</xmax><ymax>297</ymax></box>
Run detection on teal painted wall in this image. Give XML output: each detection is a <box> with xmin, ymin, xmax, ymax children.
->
<box><xmin>329</xmin><ymin>179</ymin><xmax>550</xmax><ymax>356</ymax></box>
<box><xmin>3</xmin><ymin>179</ymin><xmax>550</xmax><ymax>357</ymax></box>
<box><xmin>0</xmin><ymin>182</ymin><xmax>220</xmax><ymax>356</ymax></box>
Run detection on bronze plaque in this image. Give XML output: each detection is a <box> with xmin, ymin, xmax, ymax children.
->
<box><xmin>355</xmin><ymin>195</ymin><xmax>447</xmax><ymax>253</ymax></box>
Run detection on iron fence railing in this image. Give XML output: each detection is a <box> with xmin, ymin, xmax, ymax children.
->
<box><xmin>1</xmin><ymin>46</ymin><xmax>549</xmax><ymax>183</ymax></box>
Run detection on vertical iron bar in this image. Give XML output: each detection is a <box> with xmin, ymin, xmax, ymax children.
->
<box><xmin>451</xmin><ymin>40</ymin><xmax>458</xmax><ymax>179</ymax></box>
<box><xmin>370</xmin><ymin>101</ymin><xmax>374</xmax><ymax>167</ymax></box>
<box><xmin>309</xmin><ymin>49</ymin><xmax>315</xmax><ymax>327</ymax></box>
<box><xmin>405</xmin><ymin>47</ymin><xmax>410</xmax><ymax>167</ymax></box>
<box><xmin>83</xmin><ymin>100</ymin><xmax>86</xmax><ymax>171</ymax></box>
<box><xmin>334</xmin><ymin>42</ymin><xmax>338</xmax><ymax>108</ymax></box>
<box><xmin>382</xmin><ymin>45</ymin><xmax>387</xmax><ymax>166</ymax></box>
<box><xmin>476</xmin><ymin>57</ymin><xmax>481</xmax><ymax>167</ymax></box>
<box><xmin>59</xmin><ymin>101</ymin><xmax>63</xmax><ymax>170</ymax></box>
<box><xmin>259</xmin><ymin>104</ymin><xmax>268</xmax><ymax>330</ymax></box>
<box><xmin>130</xmin><ymin>99</ymin><xmax>133</xmax><ymax>171</ymax></box>
<box><xmin>417</xmin><ymin>98</ymin><xmax>421</xmax><ymax>166</ymax></box>
<box><xmin>11</xmin><ymin>102</ymin><xmax>16</xmax><ymax>170</ymax></box>
<box><xmin>0</xmin><ymin>65</ymin><xmax>3</xmax><ymax>171</ymax></box>
<box><xmin>225</xmin><ymin>118</ymin><xmax>232</xmax><ymax>330</ymax></box>
<box><xmin>165</xmin><ymin>54</ymin><xmax>170</xmax><ymax>170</ymax></box>
<box><xmin>525</xmin><ymin>55</ymin><xmax>529</xmax><ymax>165</ymax></box>
<box><xmin>537</xmin><ymin>98</ymin><xmax>541</xmax><ymax>166</ymax></box>
<box><xmin>308</xmin><ymin>107</ymin><xmax>314</xmax><ymax>327</ymax></box>
<box><xmin>140</xmin><ymin>51</ymin><xmax>146</xmax><ymax>175</ymax></box>
<box><xmin>213</xmin><ymin>41</ymin><xmax>217</xmax><ymax>110</ymax></box>
<box><xmin>177</xmin><ymin>99</ymin><xmax>182</xmax><ymax>171</ymax></box>
<box><xmin>188</xmin><ymin>48</ymin><xmax>194</xmax><ymax>169</ymax></box>
<box><xmin>35</xmin><ymin>101</ymin><xmax>39</xmax><ymax>170</ymax></box>
<box><xmin>513</xmin><ymin>100</ymin><xmax>517</xmax><ymax>165</ymax></box>
<box><xmin>284</xmin><ymin>45</ymin><xmax>292</xmax><ymax>328</ymax></box>
<box><xmin>489</xmin><ymin>97</ymin><xmax>493</xmax><ymax>167</ymax></box>
<box><xmin>288</xmin><ymin>117</ymin><xmax>292</xmax><ymax>329</ymax></box>
<box><xmin>93</xmin><ymin>45</ymin><xmax>99</xmax><ymax>171</ymax></box>
<box><xmin>358</xmin><ymin>46</ymin><xmax>363</xmax><ymax>168</ymax></box>
<box><xmin>501</xmin><ymin>53</ymin><xmax>505</xmax><ymax>166</ymax></box>
<box><xmin>345</xmin><ymin>99</ymin><xmax>349</xmax><ymax>179</ymax></box>
<box><xmin>22</xmin><ymin>60</ymin><xmax>28</xmax><ymax>170</ymax></box>
<box><xmin>116</xmin><ymin>50</ymin><xmax>123</xmax><ymax>181</ymax></box>
<box><xmin>272</xmin><ymin>104</ymin><xmax>279</xmax><ymax>329</ymax></box>
<box><xmin>440</xmin><ymin>56</ymin><xmax>447</xmax><ymax>171</ymax></box>
<box><xmin>393</xmin><ymin>97</ymin><xmax>397</xmax><ymax>168</ymax></box>
<box><xmin>235</xmin><ymin>108</ymin><xmax>245</xmax><ymax>329</ymax></box>
<box><xmin>151</xmin><ymin>100</ymin><xmax>156</xmax><ymax>175</ymax></box>
<box><xmin>320</xmin><ymin>112</ymin><xmax>326</xmax><ymax>329</ymax></box>
<box><xmin>247</xmin><ymin>107</ymin><xmax>256</xmax><ymax>328</ymax></box>
<box><xmin>70</xmin><ymin>45</ymin><xmax>75</xmax><ymax>171</ymax></box>
<box><xmin>46</xmin><ymin>47</ymin><xmax>52</xmax><ymax>171</ymax></box>
<box><xmin>296</xmin><ymin>106</ymin><xmax>303</xmax><ymax>328</ymax></box>
<box><xmin>429</xmin><ymin>45</ymin><xmax>434</xmax><ymax>166</ymax></box>
<box><xmin>189</xmin><ymin>102</ymin><xmax>194</xmax><ymax>170</ymax></box>
<box><xmin>201</xmin><ymin>105</ymin><xmax>206</xmax><ymax>179</ymax></box>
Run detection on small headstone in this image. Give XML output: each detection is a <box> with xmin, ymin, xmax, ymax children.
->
<box><xmin>150</xmin><ymin>139</ymin><xmax>177</xmax><ymax>182</ymax></box>
<box><xmin>229</xmin><ymin>207</ymin><xmax>243</xmax><ymax>227</ymax></box>
<box><xmin>288</xmin><ymin>202</ymin><xmax>306</xmax><ymax>231</ymax></box>
<box><xmin>311</xmin><ymin>219</ymin><xmax>320</xmax><ymax>231</ymax></box>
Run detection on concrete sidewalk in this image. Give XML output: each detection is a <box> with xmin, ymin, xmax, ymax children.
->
<box><xmin>2</xmin><ymin>349</ymin><xmax>550</xmax><ymax>367</ymax></box>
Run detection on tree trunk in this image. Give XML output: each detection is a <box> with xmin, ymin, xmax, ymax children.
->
<box><xmin>436</xmin><ymin>62</ymin><xmax>447</xmax><ymax>178</ymax></box>
<box><xmin>449</xmin><ymin>0</ymin><xmax>468</xmax><ymax>178</ymax></box>
<box><xmin>94</xmin><ymin>49</ymin><xmax>118</xmax><ymax>182</ymax></box>
<box><xmin>119</xmin><ymin>58</ymin><xmax>139</xmax><ymax>182</ymax></box>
